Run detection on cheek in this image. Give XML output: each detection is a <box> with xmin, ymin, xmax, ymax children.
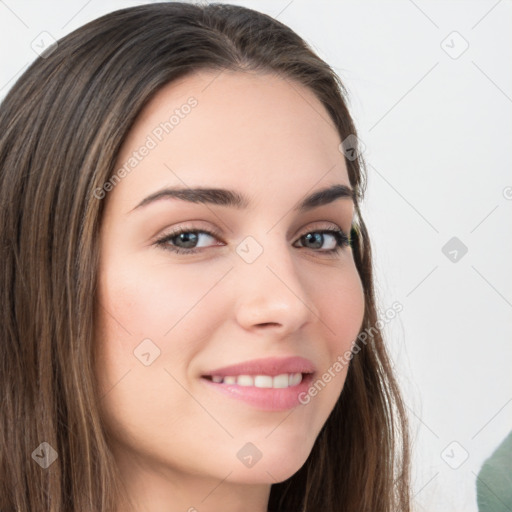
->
<box><xmin>278</xmin><ymin>262</ymin><xmax>365</xmax><ymax>448</ymax></box>
<box><xmin>317</xmin><ymin>262</ymin><xmax>365</xmax><ymax>357</ymax></box>
<box><xmin>97</xmin><ymin>254</ymin><xmax>225</xmax><ymax>339</ymax></box>
<box><xmin>93</xmin><ymin>257</ymin><xmax>217</xmax><ymax>445</ymax></box>
<box><xmin>94</xmin><ymin>255</ymin><xmax>230</xmax><ymax>392</ymax></box>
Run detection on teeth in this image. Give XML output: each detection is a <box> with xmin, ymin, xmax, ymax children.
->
<box><xmin>288</xmin><ymin>372</ymin><xmax>303</xmax><ymax>386</ymax></box>
<box><xmin>272</xmin><ymin>374</ymin><xmax>289</xmax><ymax>388</ymax></box>
<box><xmin>207</xmin><ymin>372</ymin><xmax>304</xmax><ymax>388</ymax></box>
<box><xmin>237</xmin><ymin>375</ymin><xmax>254</xmax><ymax>387</ymax></box>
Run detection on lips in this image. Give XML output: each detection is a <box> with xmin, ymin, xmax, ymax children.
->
<box><xmin>200</xmin><ymin>356</ymin><xmax>316</xmax><ymax>411</ymax></box>
<box><xmin>201</xmin><ymin>356</ymin><xmax>316</xmax><ymax>378</ymax></box>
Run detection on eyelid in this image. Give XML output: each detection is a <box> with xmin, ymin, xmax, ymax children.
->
<box><xmin>154</xmin><ymin>222</ymin><xmax>223</xmax><ymax>243</ymax></box>
<box><xmin>156</xmin><ymin>220</ymin><xmax>347</xmax><ymax>244</ymax></box>
<box><xmin>153</xmin><ymin>221</ymin><xmax>352</xmax><ymax>262</ymax></box>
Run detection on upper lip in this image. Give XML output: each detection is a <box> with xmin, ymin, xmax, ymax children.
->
<box><xmin>201</xmin><ymin>356</ymin><xmax>316</xmax><ymax>377</ymax></box>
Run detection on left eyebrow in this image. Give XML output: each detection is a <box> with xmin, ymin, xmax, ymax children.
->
<box><xmin>129</xmin><ymin>183</ymin><xmax>355</xmax><ymax>214</ymax></box>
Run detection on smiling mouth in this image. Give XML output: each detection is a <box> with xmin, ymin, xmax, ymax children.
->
<box><xmin>200</xmin><ymin>370</ymin><xmax>315</xmax><ymax>411</ymax></box>
<box><xmin>201</xmin><ymin>372</ymin><xmax>311</xmax><ymax>388</ymax></box>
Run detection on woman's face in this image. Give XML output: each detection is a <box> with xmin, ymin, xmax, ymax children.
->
<box><xmin>94</xmin><ymin>69</ymin><xmax>365</xmax><ymax>504</ymax></box>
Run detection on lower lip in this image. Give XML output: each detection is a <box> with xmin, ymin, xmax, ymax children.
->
<box><xmin>200</xmin><ymin>373</ymin><xmax>314</xmax><ymax>412</ymax></box>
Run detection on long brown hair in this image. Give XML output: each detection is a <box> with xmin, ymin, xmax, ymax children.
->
<box><xmin>0</xmin><ymin>3</ymin><xmax>411</xmax><ymax>510</ymax></box>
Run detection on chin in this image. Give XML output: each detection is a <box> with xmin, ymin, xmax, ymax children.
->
<box><xmin>226</xmin><ymin>450</ymin><xmax>311</xmax><ymax>485</ymax></box>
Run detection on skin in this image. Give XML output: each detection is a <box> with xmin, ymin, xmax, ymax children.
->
<box><xmin>94</xmin><ymin>69</ymin><xmax>365</xmax><ymax>512</ymax></box>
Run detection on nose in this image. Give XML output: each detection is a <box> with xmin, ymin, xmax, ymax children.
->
<box><xmin>233</xmin><ymin>237</ymin><xmax>320</xmax><ymax>337</ymax></box>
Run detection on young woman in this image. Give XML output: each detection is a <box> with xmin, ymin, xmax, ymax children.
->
<box><xmin>0</xmin><ymin>3</ymin><xmax>411</xmax><ymax>511</ymax></box>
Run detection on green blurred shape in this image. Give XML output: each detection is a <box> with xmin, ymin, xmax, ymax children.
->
<box><xmin>476</xmin><ymin>429</ymin><xmax>512</xmax><ymax>512</ymax></box>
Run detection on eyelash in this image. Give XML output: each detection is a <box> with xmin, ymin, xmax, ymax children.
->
<box><xmin>154</xmin><ymin>225</ymin><xmax>351</xmax><ymax>256</ymax></box>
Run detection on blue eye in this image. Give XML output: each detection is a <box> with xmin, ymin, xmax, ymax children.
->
<box><xmin>155</xmin><ymin>228</ymin><xmax>220</xmax><ymax>255</ymax></box>
<box><xmin>296</xmin><ymin>229</ymin><xmax>350</xmax><ymax>253</ymax></box>
<box><xmin>155</xmin><ymin>226</ymin><xmax>351</xmax><ymax>255</ymax></box>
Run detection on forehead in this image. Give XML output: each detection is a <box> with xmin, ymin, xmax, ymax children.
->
<box><xmin>111</xmin><ymin>69</ymin><xmax>351</xmax><ymax>213</ymax></box>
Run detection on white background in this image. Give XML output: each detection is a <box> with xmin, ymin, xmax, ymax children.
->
<box><xmin>1</xmin><ymin>1</ymin><xmax>511</xmax><ymax>511</ymax></box>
